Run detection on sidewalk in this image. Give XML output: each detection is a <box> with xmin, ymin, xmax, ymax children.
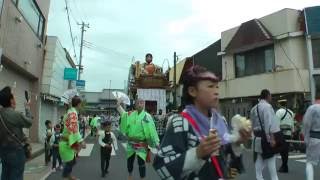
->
<box><xmin>23</xmin><ymin>142</ymin><xmax>50</xmax><ymax>180</ymax></box>
<box><xmin>24</xmin><ymin>130</ymin><xmax>91</xmax><ymax>180</ymax></box>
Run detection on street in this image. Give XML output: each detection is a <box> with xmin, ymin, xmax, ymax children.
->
<box><xmin>46</xmin><ymin>136</ymin><xmax>160</xmax><ymax>180</ymax></box>
<box><xmin>42</xmin><ymin>135</ymin><xmax>320</xmax><ymax>180</ymax></box>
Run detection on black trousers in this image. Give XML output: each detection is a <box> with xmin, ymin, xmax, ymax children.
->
<box><xmin>62</xmin><ymin>158</ymin><xmax>76</xmax><ymax>178</ymax></box>
<box><xmin>100</xmin><ymin>147</ymin><xmax>112</xmax><ymax>174</ymax></box>
<box><xmin>127</xmin><ymin>153</ymin><xmax>146</xmax><ymax>178</ymax></box>
<box><xmin>44</xmin><ymin>143</ymin><xmax>51</xmax><ymax>165</ymax></box>
<box><xmin>280</xmin><ymin>135</ymin><xmax>291</xmax><ymax>167</ymax></box>
<box><xmin>52</xmin><ymin>147</ymin><xmax>62</xmax><ymax>169</ymax></box>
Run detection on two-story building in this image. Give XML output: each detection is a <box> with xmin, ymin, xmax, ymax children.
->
<box><xmin>219</xmin><ymin>8</ymin><xmax>312</xmax><ymax>121</ymax></box>
<box><xmin>0</xmin><ymin>0</ymin><xmax>50</xmax><ymax>141</ymax></box>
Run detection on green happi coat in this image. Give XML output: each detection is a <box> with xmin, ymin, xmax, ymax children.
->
<box><xmin>120</xmin><ymin>110</ymin><xmax>159</xmax><ymax>160</ymax></box>
<box><xmin>90</xmin><ymin>117</ymin><xmax>99</xmax><ymax>127</ymax></box>
<box><xmin>59</xmin><ymin>107</ymin><xmax>83</xmax><ymax>162</ymax></box>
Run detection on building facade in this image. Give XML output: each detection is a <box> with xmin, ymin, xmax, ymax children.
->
<box><xmin>39</xmin><ymin>36</ymin><xmax>76</xmax><ymax>142</ymax></box>
<box><xmin>0</xmin><ymin>0</ymin><xmax>51</xmax><ymax>141</ymax></box>
<box><xmin>81</xmin><ymin>89</ymin><xmax>124</xmax><ymax>115</ymax></box>
<box><xmin>168</xmin><ymin>40</ymin><xmax>222</xmax><ymax>109</ymax></box>
<box><xmin>219</xmin><ymin>8</ymin><xmax>312</xmax><ymax>121</ymax></box>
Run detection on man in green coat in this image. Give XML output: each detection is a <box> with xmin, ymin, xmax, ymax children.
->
<box><xmin>90</xmin><ymin>115</ymin><xmax>99</xmax><ymax>137</ymax></box>
<box><xmin>116</xmin><ymin>99</ymin><xmax>159</xmax><ymax>180</ymax></box>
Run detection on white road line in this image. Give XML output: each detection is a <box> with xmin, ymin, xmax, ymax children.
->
<box><xmin>277</xmin><ymin>154</ymin><xmax>306</xmax><ymax>159</ymax></box>
<box><xmin>111</xmin><ymin>144</ymin><xmax>116</xmax><ymax>156</ymax></box>
<box><xmin>296</xmin><ymin>159</ymin><xmax>307</xmax><ymax>163</ymax></box>
<box><xmin>289</xmin><ymin>154</ymin><xmax>306</xmax><ymax>159</ymax></box>
<box><xmin>40</xmin><ymin>169</ymin><xmax>54</xmax><ymax>180</ymax></box>
<box><xmin>79</xmin><ymin>144</ymin><xmax>94</xmax><ymax>157</ymax></box>
<box><xmin>122</xmin><ymin>143</ymin><xmax>127</xmax><ymax>149</ymax></box>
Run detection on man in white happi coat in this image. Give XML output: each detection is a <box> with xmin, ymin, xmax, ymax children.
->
<box><xmin>276</xmin><ymin>100</ymin><xmax>294</xmax><ymax>173</ymax></box>
<box><xmin>250</xmin><ymin>89</ymin><xmax>280</xmax><ymax>180</ymax></box>
<box><xmin>303</xmin><ymin>91</ymin><xmax>320</xmax><ymax>180</ymax></box>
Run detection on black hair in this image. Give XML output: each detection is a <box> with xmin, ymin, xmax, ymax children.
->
<box><xmin>0</xmin><ymin>86</ymin><xmax>14</xmax><ymax>108</ymax></box>
<box><xmin>145</xmin><ymin>53</ymin><xmax>153</xmax><ymax>58</ymax></box>
<box><xmin>55</xmin><ymin>124</ymin><xmax>61</xmax><ymax>129</ymax></box>
<box><xmin>260</xmin><ymin>89</ymin><xmax>271</xmax><ymax>100</ymax></box>
<box><xmin>182</xmin><ymin>65</ymin><xmax>218</xmax><ymax>105</ymax></box>
<box><xmin>71</xmin><ymin>96</ymin><xmax>82</xmax><ymax>107</ymax></box>
<box><xmin>45</xmin><ymin>120</ymin><xmax>52</xmax><ymax>126</ymax></box>
<box><xmin>102</xmin><ymin>121</ymin><xmax>112</xmax><ymax>126</ymax></box>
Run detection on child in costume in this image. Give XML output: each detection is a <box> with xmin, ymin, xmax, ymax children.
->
<box><xmin>98</xmin><ymin>116</ymin><xmax>118</xmax><ymax>177</ymax></box>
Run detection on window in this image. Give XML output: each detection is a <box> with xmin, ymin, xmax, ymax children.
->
<box><xmin>315</xmin><ymin>75</ymin><xmax>320</xmax><ymax>95</ymax></box>
<box><xmin>15</xmin><ymin>0</ymin><xmax>45</xmax><ymax>40</ymax></box>
<box><xmin>235</xmin><ymin>46</ymin><xmax>275</xmax><ymax>77</ymax></box>
<box><xmin>312</xmin><ymin>39</ymin><xmax>320</xmax><ymax>69</ymax></box>
<box><xmin>0</xmin><ymin>0</ymin><xmax>3</xmax><ymax>16</ymax></box>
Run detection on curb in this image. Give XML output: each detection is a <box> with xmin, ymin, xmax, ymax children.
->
<box><xmin>31</xmin><ymin>147</ymin><xmax>45</xmax><ymax>160</ymax></box>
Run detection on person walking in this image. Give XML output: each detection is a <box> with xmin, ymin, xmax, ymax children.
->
<box><xmin>153</xmin><ymin>65</ymin><xmax>251</xmax><ymax>180</ymax></box>
<box><xmin>59</xmin><ymin>96</ymin><xmax>86</xmax><ymax>180</ymax></box>
<box><xmin>116</xmin><ymin>98</ymin><xmax>159</xmax><ymax>180</ymax></box>
<box><xmin>303</xmin><ymin>91</ymin><xmax>320</xmax><ymax>180</ymax></box>
<box><xmin>98</xmin><ymin>116</ymin><xmax>118</xmax><ymax>177</ymax></box>
<box><xmin>276</xmin><ymin>100</ymin><xmax>294</xmax><ymax>173</ymax></box>
<box><xmin>250</xmin><ymin>89</ymin><xmax>280</xmax><ymax>180</ymax></box>
<box><xmin>51</xmin><ymin>124</ymin><xmax>63</xmax><ymax>172</ymax></box>
<box><xmin>44</xmin><ymin>120</ymin><xmax>53</xmax><ymax>166</ymax></box>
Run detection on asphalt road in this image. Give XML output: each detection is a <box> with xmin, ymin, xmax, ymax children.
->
<box><xmin>46</xmin><ymin>136</ymin><xmax>160</xmax><ymax>180</ymax></box>
<box><xmin>46</xmin><ymin>136</ymin><xmax>319</xmax><ymax>180</ymax></box>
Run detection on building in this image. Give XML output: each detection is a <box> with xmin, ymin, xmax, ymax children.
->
<box><xmin>0</xmin><ymin>0</ymin><xmax>51</xmax><ymax>141</ymax></box>
<box><xmin>192</xmin><ymin>40</ymin><xmax>222</xmax><ymax>79</ymax></box>
<box><xmin>39</xmin><ymin>36</ymin><xmax>76</xmax><ymax>142</ymax></box>
<box><xmin>81</xmin><ymin>89</ymin><xmax>125</xmax><ymax>115</ymax></box>
<box><xmin>304</xmin><ymin>6</ymin><xmax>320</xmax><ymax>103</ymax></box>
<box><xmin>168</xmin><ymin>40</ymin><xmax>222</xmax><ymax>109</ymax></box>
<box><xmin>219</xmin><ymin>8</ymin><xmax>314</xmax><ymax>121</ymax></box>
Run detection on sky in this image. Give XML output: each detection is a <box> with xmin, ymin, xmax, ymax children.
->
<box><xmin>47</xmin><ymin>0</ymin><xmax>319</xmax><ymax>92</ymax></box>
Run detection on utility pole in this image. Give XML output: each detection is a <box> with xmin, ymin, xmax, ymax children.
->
<box><xmin>173</xmin><ymin>52</ymin><xmax>177</xmax><ymax>109</ymax></box>
<box><xmin>109</xmin><ymin>80</ymin><xmax>111</xmax><ymax>110</ymax></box>
<box><xmin>78</xmin><ymin>22</ymin><xmax>89</xmax><ymax>80</ymax></box>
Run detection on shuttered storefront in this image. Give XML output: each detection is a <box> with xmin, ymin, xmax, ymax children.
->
<box><xmin>0</xmin><ymin>66</ymin><xmax>32</xmax><ymax>136</ymax></box>
<box><xmin>39</xmin><ymin>100</ymin><xmax>57</xmax><ymax>143</ymax></box>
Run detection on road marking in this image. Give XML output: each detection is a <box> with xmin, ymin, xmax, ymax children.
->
<box><xmin>79</xmin><ymin>144</ymin><xmax>94</xmax><ymax>157</ymax></box>
<box><xmin>296</xmin><ymin>159</ymin><xmax>307</xmax><ymax>163</ymax></box>
<box><xmin>277</xmin><ymin>154</ymin><xmax>306</xmax><ymax>159</ymax></box>
<box><xmin>122</xmin><ymin>143</ymin><xmax>127</xmax><ymax>149</ymax></box>
<box><xmin>121</xmin><ymin>143</ymin><xmax>158</xmax><ymax>154</ymax></box>
<box><xmin>40</xmin><ymin>169</ymin><xmax>54</xmax><ymax>180</ymax></box>
<box><xmin>289</xmin><ymin>154</ymin><xmax>306</xmax><ymax>159</ymax></box>
<box><xmin>111</xmin><ymin>144</ymin><xmax>116</xmax><ymax>156</ymax></box>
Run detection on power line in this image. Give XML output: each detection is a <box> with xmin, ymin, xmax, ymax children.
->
<box><xmin>69</xmin><ymin>8</ymin><xmax>80</xmax><ymax>24</ymax></box>
<box><xmin>278</xmin><ymin>41</ymin><xmax>306</xmax><ymax>92</ymax></box>
<box><xmin>72</xmin><ymin>0</ymin><xmax>88</xmax><ymax>22</ymax></box>
<box><xmin>83</xmin><ymin>41</ymin><xmax>132</xmax><ymax>58</ymax></box>
<box><xmin>64</xmin><ymin>0</ymin><xmax>78</xmax><ymax>64</ymax></box>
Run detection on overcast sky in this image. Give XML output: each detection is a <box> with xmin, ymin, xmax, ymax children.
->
<box><xmin>47</xmin><ymin>0</ymin><xmax>319</xmax><ymax>92</ymax></box>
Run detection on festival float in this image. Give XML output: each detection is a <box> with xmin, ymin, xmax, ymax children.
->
<box><xmin>128</xmin><ymin>53</ymin><xmax>169</xmax><ymax>115</ymax></box>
